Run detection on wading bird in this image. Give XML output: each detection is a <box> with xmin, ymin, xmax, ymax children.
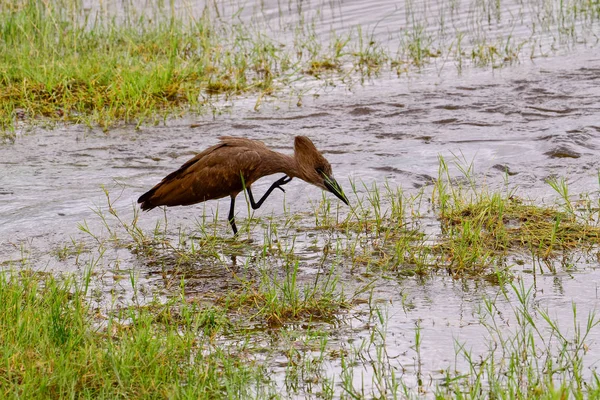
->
<box><xmin>138</xmin><ymin>136</ymin><xmax>349</xmax><ymax>235</ymax></box>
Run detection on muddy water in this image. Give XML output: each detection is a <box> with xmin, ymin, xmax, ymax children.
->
<box><xmin>3</xmin><ymin>1</ymin><xmax>600</xmax><ymax>396</ymax></box>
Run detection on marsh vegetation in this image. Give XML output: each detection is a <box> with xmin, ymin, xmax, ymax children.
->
<box><xmin>4</xmin><ymin>157</ymin><xmax>600</xmax><ymax>398</ymax></box>
<box><xmin>2</xmin><ymin>0</ymin><xmax>600</xmax><ymax>398</ymax></box>
<box><xmin>2</xmin><ymin>0</ymin><xmax>600</xmax><ymax>136</ymax></box>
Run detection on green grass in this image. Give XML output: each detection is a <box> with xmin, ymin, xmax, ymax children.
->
<box><xmin>0</xmin><ymin>0</ymin><xmax>381</xmax><ymax>135</ymax></box>
<box><xmin>81</xmin><ymin>156</ymin><xmax>600</xmax><ymax>281</ymax></box>
<box><xmin>432</xmin><ymin>157</ymin><xmax>600</xmax><ymax>272</ymax></box>
<box><xmin>220</xmin><ymin>260</ymin><xmax>350</xmax><ymax>327</ymax></box>
<box><xmin>4</xmin><ymin>158</ymin><xmax>600</xmax><ymax>397</ymax></box>
<box><xmin>313</xmin><ymin>157</ymin><xmax>600</xmax><ymax>276</ymax></box>
<box><xmin>3</xmin><ymin>0</ymin><xmax>600</xmax><ymax>137</ymax></box>
<box><xmin>3</xmin><ymin>268</ymin><xmax>599</xmax><ymax>398</ymax></box>
<box><xmin>70</xmin><ymin>157</ymin><xmax>600</xmax><ymax>285</ymax></box>
<box><xmin>0</xmin><ymin>0</ymin><xmax>276</xmax><ymax>131</ymax></box>
<box><xmin>0</xmin><ymin>270</ymin><xmax>276</xmax><ymax>399</ymax></box>
<box><xmin>335</xmin><ymin>280</ymin><xmax>600</xmax><ymax>399</ymax></box>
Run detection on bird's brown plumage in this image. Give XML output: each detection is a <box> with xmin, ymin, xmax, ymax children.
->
<box><xmin>138</xmin><ymin>136</ymin><xmax>348</xmax><ymax>234</ymax></box>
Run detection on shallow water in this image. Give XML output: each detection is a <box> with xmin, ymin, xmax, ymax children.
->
<box><xmin>3</xmin><ymin>0</ymin><xmax>600</xmax><ymax>396</ymax></box>
<box><xmin>3</xmin><ymin>48</ymin><xmax>599</xmax><ymax>248</ymax></box>
<box><xmin>89</xmin><ymin>0</ymin><xmax>600</xmax><ymax>60</ymax></box>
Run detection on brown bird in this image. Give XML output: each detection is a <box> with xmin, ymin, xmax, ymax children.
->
<box><xmin>138</xmin><ymin>136</ymin><xmax>349</xmax><ymax>235</ymax></box>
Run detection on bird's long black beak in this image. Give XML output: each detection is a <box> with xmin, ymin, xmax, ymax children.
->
<box><xmin>322</xmin><ymin>173</ymin><xmax>349</xmax><ymax>205</ymax></box>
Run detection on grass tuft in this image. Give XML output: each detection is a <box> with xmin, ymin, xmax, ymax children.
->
<box><xmin>0</xmin><ymin>270</ymin><xmax>275</xmax><ymax>398</ymax></box>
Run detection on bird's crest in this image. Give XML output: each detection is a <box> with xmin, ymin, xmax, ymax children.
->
<box><xmin>294</xmin><ymin>136</ymin><xmax>330</xmax><ymax>175</ymax></box>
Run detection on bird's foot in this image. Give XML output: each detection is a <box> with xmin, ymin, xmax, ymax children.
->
<box><xmin>275</xmin><ymin>175</ymin><xmax>292</xmax><ymax>192</ymax></box>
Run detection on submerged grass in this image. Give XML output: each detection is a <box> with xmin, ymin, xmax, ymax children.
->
<box><xmin>437</xmin><ymin>280</ymin><xmax>600</xmax><ymax>398</ymax></box>
<box><xmin>4</xmin><ymin>158</ymin><xmax>600</xmax><ymax>397</ymax></box>
<box><xmin>431</xmin><ymin>157</ymin><xmax>600</xmax><ymax>273</ymax></box>
<box><xmin>336</xmin><ymin>279</ymin><xmax>600</xmax><ymax>398</ymax></box>
<box><xmin>76</xmin><ymin>156</ymin><xmax>600</xmax><ymax>283</ymax></box>
<box><xmin>80</xmin><ymin>187</ymin><xmax>352</xmax><ymax>328</ymax></box>
<box><xmin>3</xmin><ymin>267</ymin><xmax>600</xmax><ymax>398</ymax></box>
<box><xmin>221</xmin><ymin>260</ymin><xmax>350</xmax><ymax>327</ymax></box>
<box><xmin>298</xmin><ymin>157</ymin><xmax>600</xmax><ymax>277</ymax></box>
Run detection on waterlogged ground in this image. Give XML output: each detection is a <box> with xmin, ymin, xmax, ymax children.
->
<box><xmin>88</xmin><ymin>0</ymin><xmax>600</xmax><ymax>68</ymax></box>
<box><xmin>3</xmin><ymin>0</ymin><xmax>600</xmax><ymax>397</ymax></box>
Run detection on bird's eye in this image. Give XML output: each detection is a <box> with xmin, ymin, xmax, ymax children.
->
<box><xmin>316</xmin><ymin>167</ymin><xmax>324</xmax><ymax>175</ymax></box>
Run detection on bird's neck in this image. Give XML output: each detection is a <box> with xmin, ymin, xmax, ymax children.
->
<box><xmin>266</xmin><ymin>150</ymin><xmax>299</xmax><ymax>177</ymax></box>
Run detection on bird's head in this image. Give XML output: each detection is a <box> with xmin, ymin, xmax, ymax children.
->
<box><xmin>294</xmin><ymin>136</ymin><xmax>349</xmax><ymax>205</ymax></box>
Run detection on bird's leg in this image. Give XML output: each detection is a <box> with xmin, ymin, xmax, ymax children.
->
<box><xmin>246</xmin><ymin>175</ymin><xmax>293</xmax><ymax>210</ymax></box>
<box><xmin>228</xmin><ymin>195</ymin><xmax>238</xmax><ymax>235</ymax></box>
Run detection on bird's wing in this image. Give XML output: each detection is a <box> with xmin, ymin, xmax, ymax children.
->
<box><xmin>139</xmin><ymin>138</ymin><xmax>281</xmax><ymax>209</ymax></box>
<box><xmin>189</xmin><ymin>144</ymin><xmax>262</xmax><ymax>183</ymax></box>
<box><xmin>218</xmin><ymin>136</ymin><xmax>269</xmax><ymax>151</ymax></box>
<box><xmin>162</xmin><ymin>137</ymin><xmax>266</xmax><ymax>184</ymax></box>
<box><xmin>165</xmin><ymin>142</ymin><xmax>263</xmax><ymax>188</ymax></box>
<box><xmin>162</xmin><ymin>142</ymin><xmax>224</xmax><ymax>182</ymax></box>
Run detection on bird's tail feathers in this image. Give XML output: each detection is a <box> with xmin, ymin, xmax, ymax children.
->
<box><xmin>137</xmin><ymin>188</ymin><xmax>158</xmax><ymax>211</ymax></box>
